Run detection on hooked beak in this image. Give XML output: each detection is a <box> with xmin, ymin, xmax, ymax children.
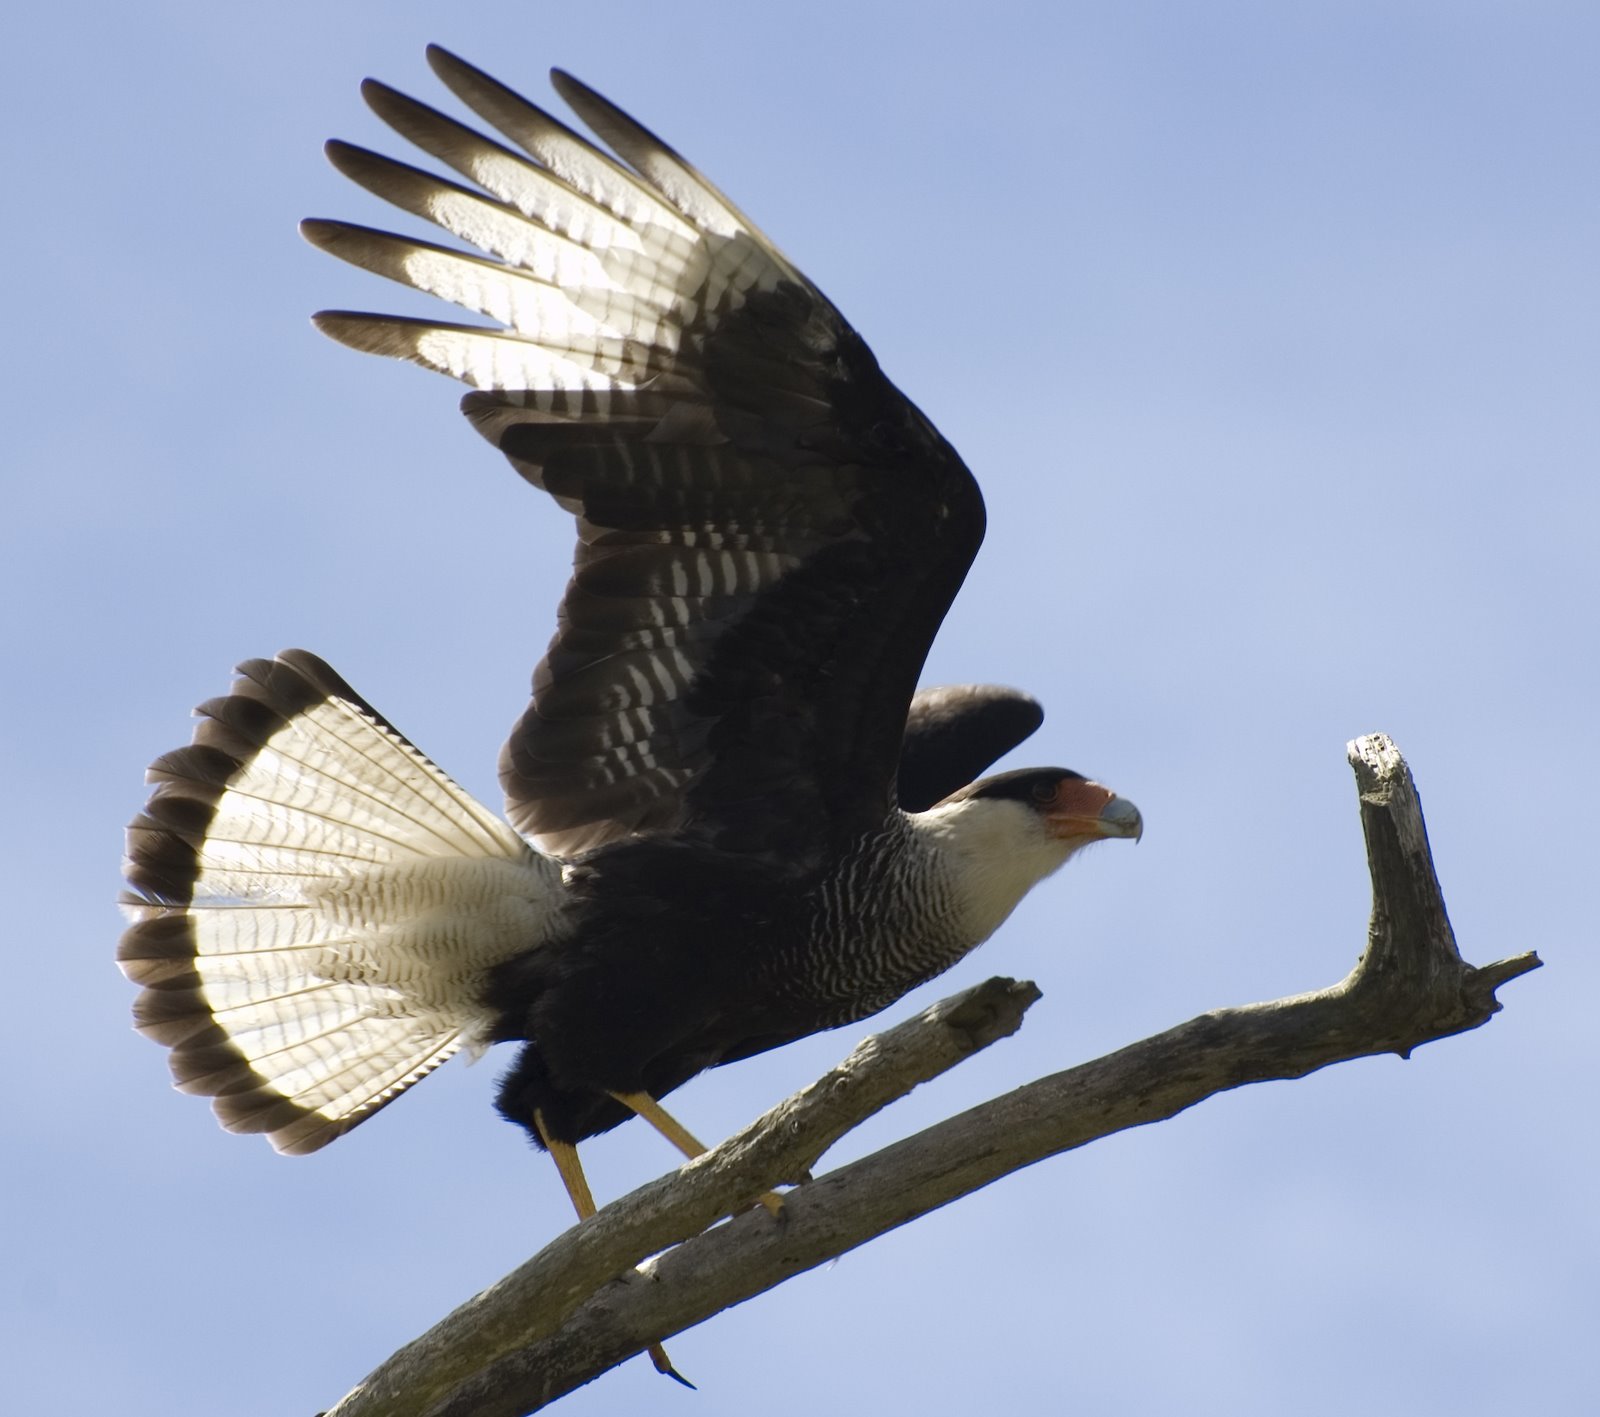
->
<box><xmin>1095</xmin><ymin>795</ymin><xmax>1144</xmax><ymax>841</ymax></box>
<box><xmin>1046</xmin><ymin>779</ymin><xmax>1143</xmax><ymax>843</ymax></box>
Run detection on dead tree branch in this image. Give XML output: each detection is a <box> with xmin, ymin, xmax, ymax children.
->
<box><xmin>322</xmin><ymin>734</ymin><xmax>1540</xmax><ymax>1417</ymax></box>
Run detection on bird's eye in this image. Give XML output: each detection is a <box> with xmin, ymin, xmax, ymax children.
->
<box><xmin>1032</xmin><ymin>780</ymin><xmax>1057</xmax><ymax>805</ymax></box>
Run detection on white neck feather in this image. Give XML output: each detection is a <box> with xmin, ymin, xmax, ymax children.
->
<box><xmin>905</xmin><ymin>796</ymin><xmax>1082</xmax><ymax>948</ymax></box>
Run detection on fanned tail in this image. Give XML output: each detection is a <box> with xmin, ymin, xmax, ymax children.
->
<box><xmin>118</xmin><ymin>650</ymin><xmax>561</xmax><ymax>1154</ymax></box>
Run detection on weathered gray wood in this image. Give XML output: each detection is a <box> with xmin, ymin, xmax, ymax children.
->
<box><xmin>322</xmin><ymin>736</ymin><xmax>1540</xmax><ymax>1417</ymax></box>
<box><xmin>321</xmin><ymin>977</ymin><xmax>1040</xmax><ymax>1417</ymax></box>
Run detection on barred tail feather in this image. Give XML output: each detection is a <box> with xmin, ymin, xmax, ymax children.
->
<box><xmin>118</xmin><ymin>650</ymin><xmax>561</xmax><ymax>1155</ymax></box>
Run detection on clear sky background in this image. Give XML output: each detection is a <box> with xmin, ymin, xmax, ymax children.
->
<box><xmin>3</xmin><ymin>4</ymin><xmax>1594</xmax><ymax>1414</ymax></box>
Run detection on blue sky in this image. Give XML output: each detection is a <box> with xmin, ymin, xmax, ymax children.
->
<box><xmin>4</xmin><ymin>4</ymin><xmax>1594</xmax><ymax>1413</ymax></box>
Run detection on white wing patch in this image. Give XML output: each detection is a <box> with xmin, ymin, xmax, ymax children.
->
<box><xmin>305</xmin><ymin>53</ymin><xmax>791</xmax><ymax>407</ymax></box>
<box><xmin>305</xmin><ymin>53</ymin><xmax>850</xmax><ymax>857</ymax></box>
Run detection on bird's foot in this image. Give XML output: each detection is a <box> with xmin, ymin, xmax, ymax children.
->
<box><xmin>649</xmin><ymin>1341</ymin><xmax>696</xmax><ymax>1388</ymax></box>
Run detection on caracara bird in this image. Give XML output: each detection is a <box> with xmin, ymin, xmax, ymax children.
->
<box><xmin>118</xmin><ymin>50</ymin><xmax>1142</xmax><ymax>1372</ymax></box>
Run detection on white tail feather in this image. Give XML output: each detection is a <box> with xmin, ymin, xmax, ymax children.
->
<box><xmin>120</xmin><ymin>651</ymin><xmax>561</xmax><ymax>1154</ymax></box>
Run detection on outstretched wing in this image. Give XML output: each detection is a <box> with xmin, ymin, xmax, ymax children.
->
<box><xmin>307</xmin><ymin>49</ymin><xmax>985</xmax><ymax>864</ymax></box>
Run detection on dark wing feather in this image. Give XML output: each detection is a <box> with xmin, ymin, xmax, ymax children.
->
<box><xmin>896</xmin><ymin>685</ymin><xmax>1045</xmax><ymax>813</ymax></box>
<box><xmin>308</xmin><ymin>49</ymin><xmax>984</xmax><ymax>863</ymax></box>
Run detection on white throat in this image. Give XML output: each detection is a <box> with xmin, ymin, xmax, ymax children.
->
<box><xmin>905</xmin><ymin>795</ymin><xmax>1082</xmax><ymax>948</ymax></box>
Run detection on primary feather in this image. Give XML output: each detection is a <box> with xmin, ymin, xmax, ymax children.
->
<box><xmin>306</xmin><ymin>46</ymin><xmax>984</xmax><ymax>861</ymax></box>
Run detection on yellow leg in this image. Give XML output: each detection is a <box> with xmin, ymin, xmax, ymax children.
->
<box><xmin>535</xmin><ymin>1108</ymin><xmax>693</xmax><ymax>1387</ymax></box>
<box><xmin>535</xmin><ymin>1111</ymin><xmax>598</xmax><ymax>1220</ymax></box>
<box><xmin>609</xmin><ymin>1091</ymin><xmax>786</xmax><ymax>1218</ymax></box>
<box><xmin>609</xmin><ymin>1090</ymin><xmax>708</xmax><ymax>1160</ymax></box>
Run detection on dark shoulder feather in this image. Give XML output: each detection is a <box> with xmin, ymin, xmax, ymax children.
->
<box><xmin>897</xmin><ymin>685</ymin><xmax>1045</xmax><ymax>812</ymax></box>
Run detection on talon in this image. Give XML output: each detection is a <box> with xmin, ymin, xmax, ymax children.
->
<box><xmin>649</xmin><ymin>1341</ymin><xmax>696</xmax><ymax>1388</ymax></box>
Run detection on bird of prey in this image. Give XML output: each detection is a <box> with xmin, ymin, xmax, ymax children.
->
<box><xmin>118</xmin><ymin>52</ymin><xmax>1142</xmax><ymax>1360</ymax></box>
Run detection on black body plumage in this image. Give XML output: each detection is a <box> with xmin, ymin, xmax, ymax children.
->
<box><xmin>487</xmin><ymin>813</ymin><xmax>967</xmax><ymax>1145</ymax></box>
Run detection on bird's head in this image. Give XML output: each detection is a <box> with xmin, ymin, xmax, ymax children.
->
<box><xmin>911</xmin><ymin>767</ymin><xmax>1141</xmax><ymax>946</ymax></box>
<box><xmin>950</xmin><ymin>767</ymin><xmax>1142</xmax><ymax>846</ymax></box>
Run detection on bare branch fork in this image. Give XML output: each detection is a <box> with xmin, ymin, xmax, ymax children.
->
<box><xmin>322</xmin><ymin>735</ymin><xmax>1540</xmax><ymax>1417</ymax></box>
